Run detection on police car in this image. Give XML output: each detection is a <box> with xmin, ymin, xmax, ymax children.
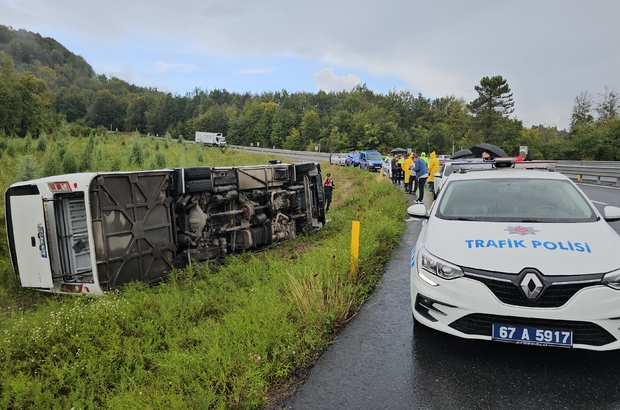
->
<box><xmin>408</xmin><ymin>159</ymin><xmax>620</xmax><ymax>350</ymax></box>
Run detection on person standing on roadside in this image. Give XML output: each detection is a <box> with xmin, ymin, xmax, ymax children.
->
<box><xmin>411</xmin><ymin>153</ymin><xmax>429</xmax><ymax>203</ymax></box>
<box><xmin>397</xmin><ymin>155</ymin><xmax>405</xmax><ymax>185</ymax></box>
<box><xmin>391</xmin><ymin>155</ymin><xmax>399</xmax><ymax>184</ymax></box>
<box><xmin>420</xmin><ymin>152</ymin><xmax>430</xmax><ymax>166</ymax></box>
<box><xmin>402</xmin><ymin>153</ymin><xmax>414</xmax><ymax>193</ymax></box>
<box><xmin>323</xmin><ymin>173</ymin><xmax>335</xmax><ymax>213</ymax></box>
<box><xmin>383</xmin><ymin>155</ymin><xmax>391</xmax><ymax>177</ymax></box>
<box><xmin>427</xmin><ymin>151</ymin><xmax>439</xmax><ymax>200</ymax></box>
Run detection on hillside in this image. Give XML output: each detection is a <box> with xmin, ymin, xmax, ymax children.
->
<box><xmin>0</xmin><ymin>24</ymin><xmax>94</xmax><ymax>88</ymax></box>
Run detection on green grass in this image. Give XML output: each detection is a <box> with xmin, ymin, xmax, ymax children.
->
<box><xmin>0</xmin><ymin>133</ymin><xmax>408</xmax><ymax>409</ymax></box>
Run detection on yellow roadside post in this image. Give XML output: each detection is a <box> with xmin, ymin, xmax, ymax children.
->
<box><xmin>577</xmin><ymin>174</ymin><xmax>581</xmax><ymax>182</ymax></box>
<box><xmin>350</xmin><ymin>221</ymin><xmax>360</xmax><ymax>281</ymax></box>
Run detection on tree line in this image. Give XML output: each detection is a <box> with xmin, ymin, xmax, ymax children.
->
<box><xmin>1</xmin><ymin>24</ymin><xmax>619</xmax><ymax>160</ymax></box>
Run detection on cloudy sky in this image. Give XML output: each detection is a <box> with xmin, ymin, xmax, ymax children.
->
<box><xmin>2</xmin><ymin>0</ymin><xmax>619</xmax><ymax>129</ymax></box>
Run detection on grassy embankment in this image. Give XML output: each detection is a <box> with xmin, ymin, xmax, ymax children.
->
<box><xmin>0</xmin><ymin>132</ymin><xmax>407</xmax><ymax>409</ymax></box>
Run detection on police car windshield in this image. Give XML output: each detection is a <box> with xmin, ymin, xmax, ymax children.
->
<box><xmin>367</xmin><ymin>153</ymin><xmax>382</xmax><ymax>160</ymax></box>
<box><xmin>437</xmin><ymin>178</ymin><xmax>597</xmax><ymax>223</ymax></box>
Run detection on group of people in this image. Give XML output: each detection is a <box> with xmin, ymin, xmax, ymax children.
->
<box><xmin>323</xmin><ymin>146</ymin><xmax>527</xmax><ymax>214</ymax></box>
<box><xmin>389</xmin><ymin>151</ymin><xmax>439</xmax><ymax>203</ymax></box>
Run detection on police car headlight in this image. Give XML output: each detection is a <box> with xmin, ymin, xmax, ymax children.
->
<box><xmin>602</xmin><ymin>269</ymin><xmax>620</xmax><ymax>290</ymax></box>
<box><xmin>419</xmin><ymin>248</ymin><xmax>464</xmax><ymax>280</ymax></box>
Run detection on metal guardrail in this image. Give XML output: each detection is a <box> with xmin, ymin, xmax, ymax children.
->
<box><xmin>228</xmin><ymin>145</ymin><xmax>330</xmax><ymax>158</ymax></box>
<box><xmin>555</xmin><ymin>164</ymin><xmax>620</xmax><ymax>186</ymax></box>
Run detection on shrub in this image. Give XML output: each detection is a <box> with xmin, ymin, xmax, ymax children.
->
<box><xmin>23</xmin><ymin>133</ymin><xmax>32</xmax><ymax>153</ymax></box>
<box><xmin>14</xmin><ymin>155</ymin><xmax>38</xmax><ymax>182</ymax></box>
<box><xmin>130</xmin><ymin>139</ymin><xmax>145</xmax><ymax>166</ymax></box>
<box><xmin>92</xmin><ymin>147</ymin><xmax>104</xmax><ymax>171</ymax></box>
<box><xmin>36</xmin><ymin>133</ymin><xmax>48</xmax><ymax>152</ymax></box>
<box><xmin>62</xmin><ymin>151</ymin><xmax>79</xmax><ymax>174</ymax></box>
<box><xmin>40</xmin><ymin>150</ymin><xmax>64</xmax><ymax>178</ymax></box>
<box><xmin>154</xmin><ymin>151</ymin><xmax>167</xmax><ymax>168</ymax></box>
<box><xmin>6</xmin><ymin>139</ymin><xmax>17</xmax><ymax>157</ymax></box>
<box><xmin>80</xmin><ymin>135</ymin><xmax>96</xmax><ymax>171</ymax></box>
<box><xmin>108</xmin><ymin>156</ymin><xmax>121</xmax><ymax>172</ymax></box>
<box><xmin>164</xmin><ymin>133</ymin><xmax>172</xmax><ymax>149</ymax></box>
<box><xmin>56</xmin><ymin>139</ymin><xmax>68</xmax><ymax>160</ymax></box>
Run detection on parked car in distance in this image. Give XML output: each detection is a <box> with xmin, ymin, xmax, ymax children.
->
<box><xmin>345</xmin><ymin>151</ymin><xmax>361</xmax><ymax>167</ymax></box>
<box><xmin>359</xmin><ymin>151</ymin><xmax>383</xmax><ymax>172</ymax></box>
<box><xmin>330</xmin><ymin>152</ymin><xmax>349</xmax><ymax>166</ymax></box>
<box><xmin>436</xmin><ymin>154</ymin><xmax>452</xmax><ymax>161</ymax></box>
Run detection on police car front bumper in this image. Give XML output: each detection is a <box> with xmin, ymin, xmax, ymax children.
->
<box><xmin>411</xmin><ymin>263</ymin><xmax>620</xmax><ymax>351</ymax></box>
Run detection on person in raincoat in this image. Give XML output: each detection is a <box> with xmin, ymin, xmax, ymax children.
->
<box><xmin>402</xmin><ymin>153</ymin><xmax>414</xmax><ymax>193</ymax></box>
<box><xmin>427</xmin><ymin>151</ymin><xmax>440</xmax><ymax>200</ymax></box>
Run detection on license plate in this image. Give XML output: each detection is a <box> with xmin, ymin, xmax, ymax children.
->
<box><xmin>492</xmin><ymin>324</ymin><xmax>573</xmax><ymax>347</ymax></box>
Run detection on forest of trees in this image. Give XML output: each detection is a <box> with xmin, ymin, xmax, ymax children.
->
<box><xmin>1</xmin><ymin>24</ymin><xmax>619</xmax><ymax>160</ymax></box>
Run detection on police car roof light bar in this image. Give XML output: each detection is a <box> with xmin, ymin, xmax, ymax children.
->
<box><xmin>452</xmin><ymin>159</ymin><xmax>557</xmax><ymax>173</ymax></box>
<box><xmin>514</xmin><ymin>161</ymin><xmax>557</xmax><ymax>170</ymax></box>
<box><xmin>452</xmin><ymin>161</ymin><xmax>494</xmax><ymax>173</ymax></box>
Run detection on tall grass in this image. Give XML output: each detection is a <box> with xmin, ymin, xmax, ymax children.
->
<box><xmin>0</xmin><ymin>135</ymin><xmax>408</xmax><ymax>408</ymax></box>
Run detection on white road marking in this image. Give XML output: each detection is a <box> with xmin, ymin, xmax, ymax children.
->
<box><xmin>576</xmin><ymin>181</ymin><xmax>620</xmax><ymax>190</ymax></box>
<box><xmin>591</xmin><ymin>200</ymin><xmax>608</xmax><ymax>205</ymax></box>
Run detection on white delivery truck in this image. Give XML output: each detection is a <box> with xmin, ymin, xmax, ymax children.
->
<box><xmin>195</xmin><ymin>132</ymin><xmax>226</xmax><ymax>147</ymax></box>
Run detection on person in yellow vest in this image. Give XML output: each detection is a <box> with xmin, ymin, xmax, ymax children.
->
<box><xmin>402</xmin><ymin>153</ymin><xmax>414</xmax><ymax>194</ymax></box>
<box><xmin>396</xmin><ymin>155</ymin><xmax>405</xmax><ymax>185</ymax></box>
<box><xmin>420</xmin><ymin>152</ymin><xmax>430</xmax><ymax>166</ymax></box>
<box><xmin>427</xmin><ymin>151</ymin><xmax>440</xmax><ymax>200</ymax></box>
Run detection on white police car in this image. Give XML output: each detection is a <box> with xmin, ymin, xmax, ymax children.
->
<box><xmin>432</xmin><ymin>161</ymin><xmax>453</xmax><ymax>196</ymax></box>
<box><xmin>408</xmin><ymin>159</ymin><xmax>620</xmax><ymax>350</ymax></box>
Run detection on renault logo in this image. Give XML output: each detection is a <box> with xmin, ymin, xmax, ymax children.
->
<box><xmin>520</xmin><ymin>273</ymin><xmax>544</xmax><ymax>300</ymax></box>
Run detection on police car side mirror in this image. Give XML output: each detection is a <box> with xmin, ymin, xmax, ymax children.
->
<box><xmin>407</xmin><ymin>204</ymin><xmax>428</xmax><ymax>219</ymax></box>
<box><xmin>603</xmin><ymin>206</ymin><xmax>620</xmax><ymax>222</ymax></box>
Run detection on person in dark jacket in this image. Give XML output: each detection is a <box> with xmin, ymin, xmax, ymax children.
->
<box><xmin>411</xmin><ymin>153</ymin><xmax>429</xmax><ymax>203</ymax></box>
<box><xmin>324</xmin><ymin>173</ymin><xmax>335</xmax><ymax>212</ymax></box>
<box><xmin>391</xmin><ymin>155</ymin><xmax>399</xmax><ymax>184</ymax></box>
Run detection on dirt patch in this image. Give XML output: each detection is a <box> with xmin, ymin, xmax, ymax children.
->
<box><xmin>278</xmin><ymin>243</ymin><xmax>313</xmax><ymax>260</ymax></box>
<box><xmin>263</xmin><ymin>376</ymin><xmax>305</xmax><ymax>410</ymax></box>
<box><xmin>330</xmin><ymin>180</ymin><xmax>354</xmax><ymax>209</ymax></box>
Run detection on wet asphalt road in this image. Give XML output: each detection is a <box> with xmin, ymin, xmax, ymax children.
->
<box><xmin>284</xmin><ymin>183</ymin><xmax>620</xmax><ymax>410</ymax></box>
